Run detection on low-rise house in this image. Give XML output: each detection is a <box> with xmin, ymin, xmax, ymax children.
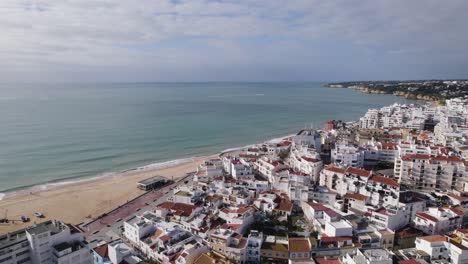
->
<box><xmin>308</xmin><ymin>186</ymin><xmax>338</xmax><ymax>206</ymax></box>
<box><xmin>289</xmin><ymin>238</ymin><xmax>312</xmax><ymax>260</ymax></box>
<box><xmin>255</xmin><ymin>156</ymin><xmax>288</xmax><ymax>184</ymax></box>
<box><xmin>261</xmin><ymin>236</ymin><xmax>289</xmax><ymax>262</ymax></box>
<box><xmin>341</xmin><ymin>248</ymin><xmax>393</xmax><ymax>264</ymax></box>
<box><xmin>413</xmin><ymin>207</ymin><xmax>463</xmax><ymax>235</ymax></box>
<box><xmin>218</xmin><ymin>206</ymin><xmax>256</xmax><ymax>233</ymax></box>
<box><xmin>195</xmin><ymin>159</ymin><xmax>224</xmax><ymax>183</ymax></box>
<box><xmin>92</xmin><ymin>243</ymin><xmax>111</xmax><ymax>264</ymax></box>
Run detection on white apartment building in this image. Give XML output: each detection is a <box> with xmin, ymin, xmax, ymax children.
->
<box><xmin>415</xmin><ymin>234</ymin><xmax>468</xmax><ymax>264</ymax></box>
<box><xmin>245</xmin><ymin>231</ymin><xmax>263</xmax><ymax>263</ymax></box>
<box><xmin>292</xmin><ymin>129</ymin><xmax>321</xmax><ymax>152</ymax></box>
<box><xmin>254</xmin><ymin>156</ymin><xmax>287</xmax><ymax>184</ymax></box>
<box><xmin>223</xmin><ymin>157</ymin><xmax>254</xmax><ymax>179</ymax></box>
<box><xmin>195</xmin><ymin>159</ymin><xmax>224</xmax><ymax>183</ymax></box>
<box><xmin>289</xmin><ymin>145</ymin><xmax>323</xmax><ymax>182</ymax></box>
<box><xmin>331</xmin><ymin>143</ymin><xmax>365</xmax><ymax>168</ymax></box>
<box><xmin>395</xmin><ymin>154</ymin><xmax>466</xmax><ymax>192</ymax></box>
<box><xmin>413</xmin><ymin>207</ymin><xmax>463</xmax><ymax>235</ymax></box>
<box><xmin>359</xmin><ymin>103</ymin><xmax>435</xmax><ymax>131</ymax></box>
<box><xmin>0</xmin><ymin>229</ymin><xmax>31</xmax><ymax>264</ymax></box>
<box><xmin>24</xmin><ymin>220</ymin><xmax>92</xmax><ymax>264</ymax></box>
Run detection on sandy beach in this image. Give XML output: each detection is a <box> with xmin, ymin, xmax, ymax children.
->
<box><xmin>0</xmin><ymin>155</ymin><xmax>217</xmax><ymax>235</ymax></box>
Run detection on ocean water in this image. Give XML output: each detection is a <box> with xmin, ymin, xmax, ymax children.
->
<box><xmin>0</xmin><ymin>82</ymin><xmax>419</xmax><ymax>193</ymax></box>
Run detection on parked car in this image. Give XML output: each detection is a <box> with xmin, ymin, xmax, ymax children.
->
<box><xmin>34</xmin><ymin>212</ymin><xmax>45</xmax><ymax>218</ymax></box>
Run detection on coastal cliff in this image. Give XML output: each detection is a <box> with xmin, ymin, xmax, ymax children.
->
<box><xmin>325</xmin><ymin>80</ymin><xmax>468</xmax><ymax>102</ymax></box>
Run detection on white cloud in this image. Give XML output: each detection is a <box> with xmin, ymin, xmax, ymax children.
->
<box><xmin>0</xmin><ymin>0</ymin><xmax>467</xmax><ymax>81</ymax></box>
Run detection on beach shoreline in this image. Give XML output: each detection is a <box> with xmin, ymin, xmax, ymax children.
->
<box><xmin>0</xmin><ymin>133</ymin><xmax>292</xmax><ymax>235</ymax></box>
<box><xmin>0</xmin><ymin>153</ymin><xmax>219</xmax><ymax>234</ymax></box>
<box><xmin>0</xmin><ymin>130</ymin><xmax>300</xmax><ymax>235</ymax></box>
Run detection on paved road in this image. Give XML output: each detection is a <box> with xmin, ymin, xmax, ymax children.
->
<box><xmin>82</xmin><ymin>173</ymin><xmax>194</xmax><ymax>247</ymax></box>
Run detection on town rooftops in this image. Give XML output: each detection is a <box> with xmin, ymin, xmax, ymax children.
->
<box><xmin>26</xmin><ymin>220</ymin><xmax>67</xmax><ymax>236</ymax></box>
<box><xmin>275</xmin><ymin>200</ymin><xmax>293</xmax><ymax>213</ymax></box>
<box><xmin>93</xmin><ymin>244</ymin><xmax>109</xmax><ymax>258</ymax></box>
<box><xmin>320</xmin><ymin>235</ymin><xmax>352</xmax><ymax>243</ymax></box>
<box><xmin>344</xmin><ymin>193</ymin><xmax>368</xmax><ymax>201</ymax></box>
<box><xmin>419</xmin><ymin>235</ymin><xmax>447</xmax><ymax>243</ymax></box>
<box><xmin>381</xmin><ymin>142</ymin><xmax>398</xmax><ymax>150</ymax></box>
<box><xmin>415</xmin><ymin>212</ymin><xmax>439</xmax><ymax>222</ymax></box>
<box><xmin>261</xmin><ymin>241</ymin><xmax>289</xmax><ymax>252</ymax></box>
<box><xmin>401</xmin><ymin>154</ymin><xmax>464</xmax><ymax>162</ymax></box>
<box><xmin>288</xmin><ymin>238</ymin><xmax>311</xmax><ymax>252</ymax></box>
<box><xmin>346</xmin><ymin>167</ymin><xmax>372</xmax><ymax>177</ymax></box>
<box><xmin>369</xmin><ymin>175</ymin><xmax>400</xmax><ymax>187</ymax></box>
<box><xmin>447</xmin><ymin>193</ymin><xmax>468</xmax><ymax>201</ymax></box>
<box><xmin>301</xmin><ymin>156</ymin><xmax>320</xmax><ymax>162</ymax></box>
<box><xmin>324</xmin><ymin>165</ymin><xmax>346</xmax><ymax>174</ymax></box>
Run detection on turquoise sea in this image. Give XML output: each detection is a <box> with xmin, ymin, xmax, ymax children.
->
<box><xmin>0</xmin><ymin>82</ymin><xmax>419</xmax><ymax>194</ymax></box>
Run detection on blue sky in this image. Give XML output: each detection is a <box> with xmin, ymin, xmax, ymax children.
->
<box><xmin>1</xmin><ymin>0</ymin><xmax>467</xmax><ymax>82</ymax></box>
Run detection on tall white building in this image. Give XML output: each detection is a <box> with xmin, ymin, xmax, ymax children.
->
<box><xmin>395</xmin><ymin>154</ymin><xmax>466</xmax><ymax>192</ymax></box>
<box><xmin>0</xmin><ymin>220</ymin><xmax>92</xmax><ymax>264</ymax></box>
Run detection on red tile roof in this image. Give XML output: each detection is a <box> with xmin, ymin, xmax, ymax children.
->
<box><xmin>344</xmin><ymin>193</ymin><xmax>368</xmax><ymax>201</ymax></box>
<box><xmin>346</xmin><ymin>167</ymin><xmax>372</xmax><ymax>177</ymax></box>
<box><xmin>93</xmin><ymin>244</ymin><xmax>109</xmax><ymax>258</ymax></box>
<box><xmin>416</xmin><ymin>212</ymin><xmax>439</xmax><ymax>223</ymax></box>
<box><xmin>276</xmin><ymin>200</ymin><xmax>293</xmax><ymax>213</ymax></box>
<box><xmin>370</xmin><ymin>175</ymin><xmax>400</xmax><ymax>187</ymax></box>
<box><xmin>420</xmin><ymin>235</ymin><xmax>446</xmax><ymax>242</ymax></box>
<box><xmin>381</xmin><ymin>143</ymin><xmax>398</xmax><ymax>150</ymax></box>
<box><xmin>447</xmin><ymin>193</ymin><xmax>468</xmax><ymax>201</ymax></box>
<box><xmin>301</xmin><ymin>156</ymin><xmax>319</xmax><ymax>162</ymax></box>
<box><xmin>324</xmin><ymin>165</ymin><xmax>346</xmax><ymax>174</ymax></box>
<box><xmin>320</xmin><ymin>235</ymin><xmax>352</xmax><ymax>243</ymax></box>
<box><xmin>401</xmin><ymin>154</ymin><xmax>431</xmax><ymax>161</ymax></box>
<box><xmin>288</xmin><ymin>238</ymin><xmax>311</xmax><ymax>252</ymax></box>
<box><xmin>449</xmin><ymin>207</ymin><xmax>464</xmax><ymax>217</ymax></box>
<box><xmin>399</xmin><ymin>260</ymin><xmax>421</xmax><ymax>264</ymax></box>
<box><xmin>401</xmin><ymin>154</ymin><xmax>464</xmax><ymax>163</ymax></box>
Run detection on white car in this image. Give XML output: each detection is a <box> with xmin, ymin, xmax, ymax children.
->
<box><xmin>34</xmin><ymin>212</ymin><xmax>44</xmax><ymax>218</ymax></box>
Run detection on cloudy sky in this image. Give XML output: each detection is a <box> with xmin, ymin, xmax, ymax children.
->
<box><xmin>1</xmin><ymin>0</ymin><xmax>467</xmax><ymax>82</ymax></box>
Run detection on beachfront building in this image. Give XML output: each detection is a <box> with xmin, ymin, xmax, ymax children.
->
<box><xmin>194</xmin><ymin>159</ymin><xmax>224</xmax><ymax>183</ymax></box>
<box><xmin>25</xmin><ymin>220</ymin><xmax>92</xmax><ymax>264</ymax></box>
<box><xmin>223</xmin><ymin>157</ymin><xmax>254</xmax><ymax>179</ymax></box>
<box><xmin>108</xmin><ymin>240</ymin><xmax>142</xmax><ymax>264</ymax></box>
<box><xmin>137</xmin><ymin>176</ymin><xmax>167</xmax><ymax>191</ymax></box>
<box><xmin>395</xmin><ymin>154</ymin><xmax>466</xmax><ymax>192</ymax></box>
<box><xmin>0</xmin><ymin>229</ymin><xmax>31</xmax><ymax>264</ymax></box>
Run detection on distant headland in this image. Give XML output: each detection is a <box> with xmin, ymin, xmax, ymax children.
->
<box><xmin>326</xmin><ymin>80</ymin><xmax>468</xmax><ymax>101</ymax></box>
